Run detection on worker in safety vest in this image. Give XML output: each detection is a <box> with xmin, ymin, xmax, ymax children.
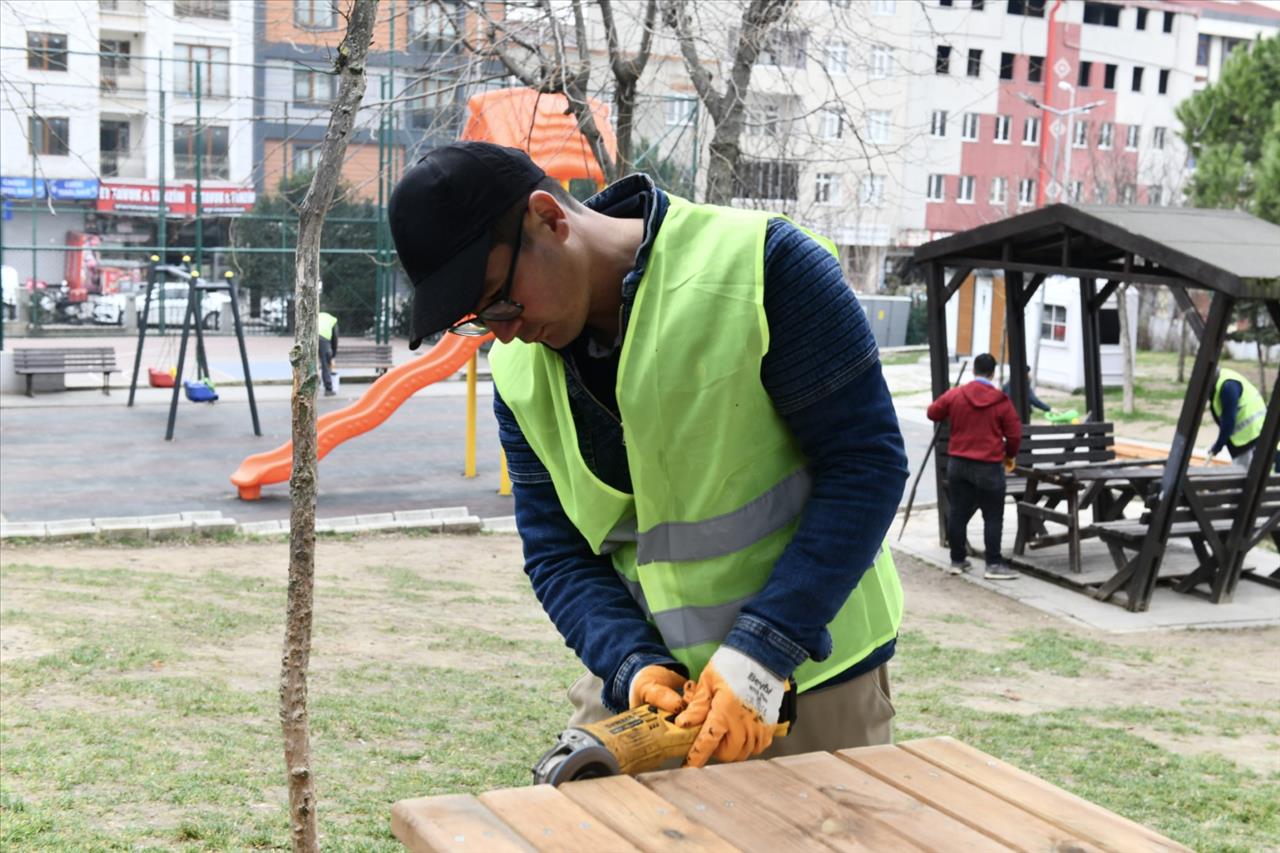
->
<box><xmin>318</xmin><ymin>309</ymin><xmax>339</xmax><ymax>397</ymax></box>
<box><xmin>1206</xmin><ymin>368</ymin><xmax>1277</xmax><ymax>471</ymax></box>
<box><xmin>388</xmin><ymin>142</ymin><xmax>907</xmax><ymax>767</ymax></box>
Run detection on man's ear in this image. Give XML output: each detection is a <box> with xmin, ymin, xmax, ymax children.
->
<box><xmin>527</xmin><ymin>190</ymin><xmax>570</xmax><ymax>242</ymax></box>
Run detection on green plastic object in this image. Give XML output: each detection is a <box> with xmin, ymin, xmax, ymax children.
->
<box><xmin>1045</xmin><ymin>408</ymin><xmax>1079</xmax><ymax>424</ymax></box>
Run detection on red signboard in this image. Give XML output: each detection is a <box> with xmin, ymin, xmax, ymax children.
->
<box><xmin>97</xmin><ymin>181</ymin><xmax>256</xmax><ymax>217</ymax></box>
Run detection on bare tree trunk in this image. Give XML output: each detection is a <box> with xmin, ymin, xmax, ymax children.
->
<box><xmin>1118</xmin><ymin>283</ymin><xmax>1135</xmax><ymax>415</ymax></box>
<box><xmin>281</xmin><ymin>3</ymin><xmax>376</xmax><ymax>850</ymax></box>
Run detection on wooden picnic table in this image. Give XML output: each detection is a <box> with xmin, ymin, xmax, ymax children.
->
<box><xmin>391</xmin><ymin>736</ymin><xmax>1189</xmax><ymax>851</ymax></box>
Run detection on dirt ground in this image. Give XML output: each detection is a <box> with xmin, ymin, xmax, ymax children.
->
<box><xmin>3</xmin><ymin>534</ymin><xmax>1277</xmax><ymax>776</ymax></box>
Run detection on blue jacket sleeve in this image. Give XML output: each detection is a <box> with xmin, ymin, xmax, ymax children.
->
<box><xmin>494</xmin><ymin>388</ymin><xmax>685</xmax><ymax>712</ymax></box>
<box><xmin>1210</xmin><ymin>380</ymin><xmax>1240</xmax><ymax>455</ymax></box>
<box><xmin>720</xmin><ymin>220</ymin><xmax>909</xmax><ymax>679</ymax></box>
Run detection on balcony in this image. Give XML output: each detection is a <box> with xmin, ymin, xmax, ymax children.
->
<box><xmin>100</xmin><ymin>152</ymin><xmax>145</xmax><ymax>178</ymax></box>
<box><xmin>100</xmin><ymin>71</ymin><xmax>146</xmax><ymax>97</ymax></box>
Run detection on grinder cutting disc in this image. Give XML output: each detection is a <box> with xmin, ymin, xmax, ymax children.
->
<box><xmin>531</xmin><ymin>728</ymin><xmax>621</xmax><ymax>786</ymax></box>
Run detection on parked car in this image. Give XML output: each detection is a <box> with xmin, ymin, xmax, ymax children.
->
<box><xmin>134</xmin><ymin>267</ymin><xmax>230</xmax><ymax>330</ymax></box>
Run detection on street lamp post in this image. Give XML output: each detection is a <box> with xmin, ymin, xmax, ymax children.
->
<box><xmin>1018</xmin><ymin>90</ymin><xmax>1105</xmax><ymax>204</ymax></box>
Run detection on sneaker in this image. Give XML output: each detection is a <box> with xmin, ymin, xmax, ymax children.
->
<box><xmin>947</xmin><ymin>559</ymin><xmax>972</xmax><ymax>575</ymax></box>
<box><xmin>984</xmin><ymin>563</ymin><xmax>1019</xmax><ymax>580</ymax></box>
<box><xmin>324</xmin><ymin>389</ymin><xmax>336</xmax><ymax>397</ymax></box>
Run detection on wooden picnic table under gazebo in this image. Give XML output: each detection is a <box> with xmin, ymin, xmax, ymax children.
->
<box><xmin>914</xmin><ymin>205</ymin><xmax>1280</xmax><ymax>611</ymax></box>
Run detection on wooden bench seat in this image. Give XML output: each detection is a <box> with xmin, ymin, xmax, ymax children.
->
<box><xmin>13</xmin><ymin>347</ymin><xmax>119</xmax><ymax>396</ymax></box>
<box><xmin>336</xmin><ymin>343</ymin><xmax>394</xmax><ymax>375</ymax></box>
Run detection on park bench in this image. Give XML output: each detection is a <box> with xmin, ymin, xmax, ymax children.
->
<box><xmin>336</xmin><ymin>343</ymin><xmax>394</xmax><ymax>376</ymax></box>
<box><xmin>1092</xmin><ymin>471</ymin><xmax>1280</xmax><ymax>600</ymax></box>
<box><xmin>13</xmin><ymin>347</ymin><xmax>119</xmax><ymax>397</ymax></box>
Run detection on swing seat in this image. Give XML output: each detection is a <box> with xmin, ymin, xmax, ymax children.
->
<box><xmin>148</xmin><ymin>367</ymin><xmax>176</xmax><ymax>388</ymax></box>
<box><xmin>183</xmin><ymin>379</ymin><xmax>219</xmax><ymax>402</ymax></box>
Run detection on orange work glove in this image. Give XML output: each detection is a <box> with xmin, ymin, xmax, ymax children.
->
<box><xmin>628</xmin><ymin>664</ymin><xmax>690</xmax><ymax>715</ymax></box>
<box><xmin>1004</xmin><ymin>456</ymin><xmax>1017</xmax><ymax>474</ymax></box>
<box><xmin>674</xmin><ymin>646</ymin><xmax>786</xmax><ymax>767</ymax></box>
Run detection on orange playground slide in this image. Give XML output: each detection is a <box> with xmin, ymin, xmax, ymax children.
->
<box><xmin>230</xmin><ymin>334</ymin><xmax>490</xmax><ymax>500</ymax></box>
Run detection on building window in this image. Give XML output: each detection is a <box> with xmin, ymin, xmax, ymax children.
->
<box><xmin>1135</xmin><ymin>7</ymin><xmax>1148</xmax><ymax>29</ymax></box>
<box><xmin>1078</xmin><ymin>61</ymin><xmax>1092</xmax><ymax>87</ymax></box>
<box><xmin>173</xmin><ymin>122</ymin><xmax>230</xmax><ymax>179</ymax></box>
<box><xmin>1125</xmin><ymin>124</ymin><xmax>1139</xmax><ymax>149</ymax></box>
<box><xmin>815</xmin><ymin>172</ymin><xmax>840</xmax><ymax>205</ymax></box>
<box><xmin>1007</xmin><ymin>0</ymin><xmax>1046</xmax><ymax>17</ymax></box>
<box><xmin>406</xmin><ymin>76</ymin><xmax>453</xmax><ymax>129</ymax></box>
<box><xmin>1073</xmin><ymin>120</ymin><xmax>1089</xmax><ymax>148</ymax></box>
<box><xmin>733</xmin><ymin>159</ymin><xmax>799</xmax><ymax>200</ymax></box>
<box><xmin>990</xmin><ymin>176</ymin><xmax>1007</xmax><ymax>204</ymax></box>
<box><xmin>1131</xmin><ymin>66</ymin><xmax>1143</xmax><ymax>92</ymax></box>
<box><xmin>294</xmin><ymin>0</ymin><xmax>337</xmax><ymax>28</ymax></box>
<box><xmin>26</xmin><ymin>32</ymin><xmax>68</xmax><ymax>71</ymax></box>
<box><xmin>1120</xmin><ymin>184</ymin><xmax>1136</xmax><ymax>204</ymax></box>
<box><xmin>1018</xmin><ymin>178</ymin><xmax>1037</xmax><ymax>205</ymax></box>
<box><xmin>936</xmin><ymin>45</ymin><xmax>952</xmax><ymax>75</ymax></box>
<box><xmin>871</xmin><ymin>45</ymin><xmax>892</xmax><ymax>79</ymax></box>
<box><xmin>940</xmin><ymin>0</ymin><xmax>954</xmax><ymax>6</ymax></box>
<box><xmin>962</xmin><ymin>112</ymin><xmax>980</xmax><ymax>141</ymax></box>
<box><xmin>1103</xmin><ymin>64</ymin><xmax>1117</xmax><ymax>90</ymax></box>
<box><xmin>28</xmin><ymin>116</ymin><xmax>69</xmax><ymax>155</ymax></box>
<box><xmin>664</xmin><ymin>97</ymin><xmax>695</xmax><ymax>127</ymax></box>
<box><xmin>1152</xmin><ymin>126</ymin><xmax>1166</xmax><ymax>149</ymax></box>
<box><xmin>1098</xmin><ymin>122</ymin><xmax>1114</xmax><ymax>149</ymax></box>
<box><xmin>871</xmin><ymin>0</ymin><xmax>896</xmax><ymax>14</ymax></box>
<box><xmin>999</xmin><ymin>52</ymin><xmax>1015</xmax><ymax>80</ymax></box>
<box><xmin>1094</xmin><ymin>184</ymin><xmax>1108</xmax><ymax>203</ymax></box>
<box><xmin>972</xmin><ymin>0</ymin><xmax>985</xmax><ymax>8</ymax></box>
<box><xmin>1083</xmin><ymin>2</ymin><xmax>1120</xmax><ymax>26</ymax></box>
<box><xmin>957</xmin><ymin>175</ymin><xmax>975</xmax><ymax>203</ymax></box>
<box><xmin>745</xmin><ymin>103</ymin><xmax>783</xmax><ymax>137</ymax></box>
<box><xmin>993</xmin><ymin>114</ymin><xmax>1011</xmax><ymax>142</ymax></box>
<box><xmin>867</xmin><ymin>110</ymin><xmax>891</xmax><ymax>144</ymax></box>
<box><xmin>1147</xmin><ymin>185</ymin><xmax>1163</xmax><ymax>206</ymax></box>
<box><xmin>1028</xmin><ymin>55</ymin><xmax>1043</xmax><ymax>83</ymax></box>
<box><xmin>927</xmin><ymin>174</ymin><xmax>946</xmax><ymax>202</ymax></box>
<box><xmin>410</xmin><ymin>0</ymin><xmax>455</xmax><ymax>48</ymax></box>
<box><xmin>931</xmin><ymin>110</ymin><xmax>948</xmax><ymax>138</ymax></box>
<box><xmin>820</xmin><ymin>109</ymin><xmax>844</xmax><ymax>140</ymax></box>
<box><xmin>861</xmin><ymin>174</ymin><xmax>886</xmax><ymax>207</ymax></box>
<box><xmin>967</xmin><ymin>49</ymin><xmax>982</xmax><ymax>78</ymax></box>
<box><xmin>174</xmin><ymin>0</ymin><xmax>230</xmax><ymax>19</ymax></box>
<box><xmin>1197</xmin><ymin>34</ymin><xmax>1211</xmax><ymax>67</ymax></box>
<box><xmin>99</xmin><ymin>39</ymin><xmax>131</xmax><ymax>90</ymax></box>
<box><xmin>1069</xmin><ymin>180</ymin><xmax>1083</xmax><ymax>202</ymax></box>
<box><xmin>1041</xmin><ymin>304</ymin><xmax>1067</xmax><ymax>341</ymax></box>
<box><xmin>293</xmin><ymin>69</ymin><xmax>335</xmax><ymax>106</ymax></box>
<box><xmin>826</xmin><ymin>41</ymin><xmax>849</xmax><ymax>74</ymax></box>
<box><xmin>1022</xmin><ymin>116</ymin><xmax>1040</xmax><ymax>145</ymax></box>
<box><xmin>1158</xmin><ymin>68</ymin><xmax>1170</xmax><ymax>95</ymax></box>
<box><xmin>175</xmin><ymin>44</ymin><xmax>230</xmax><ymax>97</ymax></box>
<box><xmin>1162</xmin><ymin>11</ymin><xmax>1174</xmax><ymax>33</ymax></box>
<box><xmin>757</xmin><ymin>28</ymin><xmax>808</xmax><ymax>69</ymax></box>
<box><xmin>292</xmin><ymin>145</ymin><xmax>321</xmax><ymax>173</ymax></box>
<box><xmin>100</xmin><ymin>119</ymin><xmax>131</xmax><ymax>176</ymax></box>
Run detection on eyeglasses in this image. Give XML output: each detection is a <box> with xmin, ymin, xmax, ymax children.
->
<box><xmin>448</xmin><ymin>226</ymin><xmax>523</xmax><ymax>336</ymax></box>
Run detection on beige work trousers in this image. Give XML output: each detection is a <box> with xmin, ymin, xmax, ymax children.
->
<box><xmin>566</xmin><ymin>662</ymin><xmax>895</xmax><ymax>759</ymax></box>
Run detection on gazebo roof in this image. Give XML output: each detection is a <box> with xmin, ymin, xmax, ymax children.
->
<box><xmin>913</xmin><ymin>204</ymin><xmax>1280</xmax><ymax>297</ymax></box>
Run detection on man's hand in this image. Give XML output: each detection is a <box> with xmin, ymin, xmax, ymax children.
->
<box><xmin>629</xmin><ymin>664</ymin><xmax>690</xmax><ymax>715</ymax></box>
<box><xmin>674</xmin><ymin>647</ymin><xmax>785</xmax><ymax>767</ymax></box>
<box><xmin>1202</xmin><ymin>447</ymin><xmax>1217</xmax><ymax>467</ymax></box>
<box><xmin>1004</xmin><ymin>457</ymin><xmax>1017</xmax><ymax>474</ymax></box>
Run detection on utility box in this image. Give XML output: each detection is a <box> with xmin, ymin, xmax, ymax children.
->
<box><xmin>858</xmin><ymin>295</ymin><xmax>911</xmax><ymax>349</ymax></box>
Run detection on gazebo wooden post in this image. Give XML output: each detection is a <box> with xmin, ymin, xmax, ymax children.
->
<box><xmin>1127</xmin><ymin>292</ymin><xmax>1234</xmax><ymax>611</ymax></box>
<box><xmin>927</xmin><ymin>261</ymin><xmax>952</xmax><ymax>546</ymax></box>
<box><xmin>1217</xmin><ymin>298</ymin><xmax>1280</xmax><ymax>602</ymax></box>
<box><xmin>1004</xmin><ymin>271</ymin><xmax>1029</xmax><ymax>422</ymax></box>
<box><xmin>1078</xmin><ymin>278</ymin><xmax>1105</xmax><ymax>422</ymax></box>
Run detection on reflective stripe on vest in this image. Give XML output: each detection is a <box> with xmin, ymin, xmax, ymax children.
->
<box><xmin>490</xmin><ymin>195</ymin><xmax>903</xmax><ymax>690</ymax></box>
<box><xmin>1214</xmin><ymin>367</ymin><xmax>1266</xmax><ymax>448</ymax></box>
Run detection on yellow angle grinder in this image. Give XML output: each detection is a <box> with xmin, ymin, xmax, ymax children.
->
<box><xmin>532</xmin><ymin>686</ymin><xmax>797</xmax><ymax>786</ymax></box>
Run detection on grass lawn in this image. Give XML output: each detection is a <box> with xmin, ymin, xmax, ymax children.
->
<box><xmin>2</xmin><ymin>536</ymin><xmax>1277</xmax><ymax>851</ymax></box>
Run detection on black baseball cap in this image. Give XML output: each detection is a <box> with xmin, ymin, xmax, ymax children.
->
<box><xmin>389</xmin><ymin>142</ymin><xmax>546</xmax><ymax>349</ymax></box>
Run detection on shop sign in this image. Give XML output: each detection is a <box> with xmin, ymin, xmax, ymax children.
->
<box><xmin>1</xmin><ymin>176</ymin><xmax>101</xmax><ymax>200</ymax></box>
<box><xmin>96</xmin><ymin>181</ymin><xmax>256</xmax><ymax>216</ymax></box>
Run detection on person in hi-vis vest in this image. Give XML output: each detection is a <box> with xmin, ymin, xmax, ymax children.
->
<box><xmin>318</xmin><ymin>309</ymin><xmax>339</xmax><ymax>397</ymax></box>
<box><xmin>388</xmin><ymin>142</ymin><xmax>908</xmax><ymax>767</ymax></box>
<box><xmin>1206</xmin><ymin>368</ymin><xmax>1278</xmax><ymax>472</ymax></box>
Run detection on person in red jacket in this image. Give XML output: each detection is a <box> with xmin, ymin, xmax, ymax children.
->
<box><xmin>926</xmin><ymin>353</ymin><xmax>1022</xmax><ymax>579</ymax></box>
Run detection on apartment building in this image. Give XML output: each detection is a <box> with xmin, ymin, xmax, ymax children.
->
<box><xmin>0</xmin><ymin>0</ymin><xmax>256</xmax><ymax>286</ymax></box>
<box><xmin>1188</xmin><ymin>0</ymin><xmax>1280</xmax><ymax>88</ymax></box>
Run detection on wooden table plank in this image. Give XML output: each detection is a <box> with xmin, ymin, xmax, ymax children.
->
<box><xmin>478</xmin><ymin>784</ymin><xmax>642</xmax><ymax>852</ymax></box>
<box><xmin>900</xmin><ymin>737</ymin><xmax>1192</xmax><ymax>853</ymax></box>
<box><xmin>772</xmin><ymin>751</ymin><xmax>1013</xmax><ymax>852</ymax></box>
<box><xmin>559</xmin><ymin>773</ymin><xmax>739</xmax><ymax>852</ymax></box>
<box><xmin>391</xmin><ymin>794</ymin><xmax>537</xmax><ymax>853</ymax></box>
<box><xmin>641</xmin><ymin>762</ymin><xmax>890</xmax><ymax>852</ymax></box>
<box><xmin>838</xmin><ymin>744</ymin><xmax>1105</xmax><ymax>853</ymax></box>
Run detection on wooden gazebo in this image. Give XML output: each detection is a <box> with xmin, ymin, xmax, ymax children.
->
<box><xmin>914</xmin><ymin>205</ymin><xmax>1280</xmax><ymax>611</ymax></box>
